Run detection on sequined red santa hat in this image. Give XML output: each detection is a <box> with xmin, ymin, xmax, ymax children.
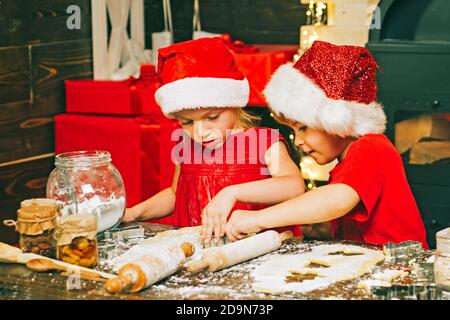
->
<box><xmin>263</xmin><ymin>41</ymin><xmax>386</xmax><ymax>137</ymax></box>
<box><xmin>155</xmin><ymin>37</ymin><xmax>249</xmax><ymax>115</ymax></box>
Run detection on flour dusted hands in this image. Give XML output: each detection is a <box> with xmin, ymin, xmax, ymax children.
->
<box><xmin>226</xmin><ymin>210</ymin><xmax>262</xmax><ymax>242</ymax></box>
<box><xmin>201</xmin><ymin>186</ymin><xmax>238</xmax><ymax>243</ymax></box>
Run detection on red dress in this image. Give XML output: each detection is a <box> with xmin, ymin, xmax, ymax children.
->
<box><xmin>172</xmin><ymin>127</ymin><xmax>298</xmax><ymax>234</ymax></box>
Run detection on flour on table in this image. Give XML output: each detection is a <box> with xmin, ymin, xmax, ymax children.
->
<box><xmin>251</xmin><ymin>244</ymin><xmax>385</xmax><ymax>294</ymax></box>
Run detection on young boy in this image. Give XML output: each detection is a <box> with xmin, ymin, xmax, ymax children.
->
<box><xmin>225</xmin><ymin>41</ymin><xmax>428</xmax><ymax>248</ymax></box>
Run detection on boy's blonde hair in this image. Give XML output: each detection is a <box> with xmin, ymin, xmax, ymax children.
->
<box><xmin>235</xmin><ymin>108</ymin><xmax>261</xmax><ymax>129</ymax></box>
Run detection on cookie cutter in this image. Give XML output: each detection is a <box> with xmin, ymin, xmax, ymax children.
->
<box><xmin>104</xmin><ymin>225</ymin><xmax>145</xmax><ymax>244</ymax></box>
<box><xmin>383</xmin><ymin>241</ymin><xmax>423</xmax><ymax>263</ymax></box>
<box><xmin>412</xmin><ymin>261</ymin><xmax>435</xmax><ymax>284</ymax></box>
<box><xmin>371</xmin><ymin>284</ymin><xmax>438</xmax><ymax>300</ymax></box>
<box><xmin>370</xmin><ymin>285</ymin><xmax>390</xmax><ymax>300</ymax></box>
<box><xmin>202</xmin><ymin>236</ymin><xmax>229</xmax><ymax>249</ymax></box>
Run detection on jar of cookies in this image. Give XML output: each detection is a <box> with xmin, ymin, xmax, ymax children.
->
<box><xmin>55</xmin><ymin>213</ymin><xmax>98</xmax><ymax>267</ymax></box>
<box><xmin>3</xmin><ymin>198</ymin><xmax>57</xmax><ymax>258</ymax></box>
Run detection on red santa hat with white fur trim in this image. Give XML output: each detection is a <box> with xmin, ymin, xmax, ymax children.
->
<box><xmin>263</xmin><ymin>41</ymin><xmax>386</xmax><ymax>137</ymax></box>
<box><xmin>155</xmin><ymin>37</ymin><xmax>249</xmax><ymax>115</ymax></box>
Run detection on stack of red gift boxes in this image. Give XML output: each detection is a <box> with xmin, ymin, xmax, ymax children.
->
<box><xmin>57</xmin><ymin>45</ymin><xmax>297</xmax><ymax>226</ymax></box>
<box><xmin>234</xmin><ymin>44</ymin><xmax>298</xmax><ymax>106</ymax></box>
<box><xmin>58</xmin><ymin>64</ymin><xmax>179</xmax><ymax>225</ymax></box>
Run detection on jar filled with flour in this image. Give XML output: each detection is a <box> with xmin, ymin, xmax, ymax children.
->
<box><xmin>46</xmin><ymin>150</ymin><xmax>126</xmax><ymax>233</ymax></box>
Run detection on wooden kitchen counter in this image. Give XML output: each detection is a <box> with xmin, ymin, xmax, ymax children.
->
<box><xmin>0</xmin><ymin>223</ymin><xmax>434</xmax><ymax>300</ymax></box>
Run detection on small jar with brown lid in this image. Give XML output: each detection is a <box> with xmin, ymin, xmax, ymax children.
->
<box><xmin>3</xmin><ymin>198</ymin><xmax>57</xmax><ymax>258</ymax></box>
<box><xmin>55</xmin><ymin>213</ymin><xmax>98</xmax><ymax>267</ymax></box>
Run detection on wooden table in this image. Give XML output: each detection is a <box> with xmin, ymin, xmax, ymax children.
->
<box><xmin>0</xmin><ymin>223</ymin><xmax>433</xmax><ymax>300</ymax></box>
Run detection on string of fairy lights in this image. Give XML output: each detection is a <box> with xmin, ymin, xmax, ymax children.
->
<box><xmin>296</xmin><ymin>1</ymin><xmax>328</xmax><ymax>62</ymax></box>
<box><xmin>306</xmin><ymin>0</ymin><xmax>327</xmax><ymax>25</ymax></box>
<box><xmin>291</xmin><ymin>1</ymin><xmax>333</xmax><ymax>189</ymax></box>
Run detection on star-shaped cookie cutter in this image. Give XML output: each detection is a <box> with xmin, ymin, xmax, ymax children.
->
<box><xmin>383</xmin><ymin>240</ymin><xmax>423</xmax><ymax>263</ymax></box>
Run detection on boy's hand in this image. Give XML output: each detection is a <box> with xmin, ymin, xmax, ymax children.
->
<box><xmin>225</xmin><ymin>210</ymin><xmax>262</xmax><ymax>242</ymax></box>
<box><xmin>123</xmin><ymin>207</ymin><xmax>142</xmax><ymax>223</ymax></box>
<box><xmin>201</xmin><ymin>187</ymin><xmax>237</xmax><ymax>243</ymax></box>
<box><xmin>301</xmin><ymin>222</ymin><xmax>332</xmax><ymax>240</ymax></box>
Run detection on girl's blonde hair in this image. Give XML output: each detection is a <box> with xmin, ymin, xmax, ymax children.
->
<box><xmin>235</xmin><ymin>108</ymin><xmax>261</xmax><ymax>129</ymax></box>
<box><xmin>270</xmin><ymin>111</ymin><xmax>297</xmax><ymax>127</ymax></box>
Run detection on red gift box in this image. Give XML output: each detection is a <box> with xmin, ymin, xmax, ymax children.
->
<box><xmin>65</xmin><ymin>65</ymin><xmax>165</xmax><ymax>117</ymax></box>
<box><xmin>54</xmin><ymin>113</ymin><xmax>180</xmax><ymax>225</ymax></box>
<box><xmin>235</xmin><ymin>45</ymin><xmax>298</xmax><ymax>106</ymax></box>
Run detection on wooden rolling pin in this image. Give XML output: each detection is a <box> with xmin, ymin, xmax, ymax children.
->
<box><xmin>104</xmin><ymin>242</ymin><xmax>195</xmax><ymax>293</ymax></box>
<box><xmin>185</xmin><ymin>230</ymin><xmax>293</xmax><ymax>272</ymax></box>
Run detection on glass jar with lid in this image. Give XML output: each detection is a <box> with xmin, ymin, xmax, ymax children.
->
<box><xmin>434</xmin><ymin>227</ymin><xmax>450</xmax><ymax>292</ymax></box>
<box><xmin>55</xmin><ymin>213</ymin><xmax>99</xmax><ymax>267</ymax></box>
<box><xmin>3</xmin><ymin>198</ymin><xmax>57</xmax><ymax>258</ymax></box>
<box><xmin>46</xmin><ymin>150</ymin><xmax>126</xmax><ymax>233</ymax></box>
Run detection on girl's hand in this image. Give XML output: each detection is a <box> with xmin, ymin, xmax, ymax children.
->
<box><xmin>201</xmin><ymin>186</ymin><xmax>237</xmax><ymax>243</ymax></box>
<box><xmin>122</xmin><ymin>207</ymin><xmax>142</xmax><ymax>223</ymax></box>
<box><xmin>226</xmin><ymin>210</ymin><xmax>262</xmax><ymax>242</ymax></box>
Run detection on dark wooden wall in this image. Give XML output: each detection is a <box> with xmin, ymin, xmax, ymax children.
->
<box><xmin>0</xmin><ymin>0</ymin><xmax>93</xmax><ymax>244</ymax></box>
<box><xmin>0</xmin><ymin>0</ymin><xmax>306</xmax><ymax>244</ymax></box>
<box><xmin>144</xmin><ymin>0</ymin><xmax>306</xmax><ymax>45</ymax></box>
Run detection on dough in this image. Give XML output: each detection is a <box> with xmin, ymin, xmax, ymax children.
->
<box><xmin>144</xmin><ymin>226</ymin><xmax>202</xmax><ymax>243</ymax></box>
<box><xmin>252</xmin><ymin>244</ymin><xmax>385</xmax><ymax>294</ymax></box>
<box><xmin>356</xmin><ymin>269</ymin><xmax>406</xmax><ymax>293</ymax></box>
<box><xmin>371</xmin><ymin>269</ymin><xmax>407</xmax><ymax>282</ymax></box>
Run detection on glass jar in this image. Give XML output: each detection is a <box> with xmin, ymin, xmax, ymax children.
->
<box><xmin>434</xmin><ymin>228</ymin><xmax>450</xmax><ymax>291</ymax></box>
<box><xmin>46</xmin><ymin>150</ymin><xmax>126</xmax><ymax>233</ymax></box>
<box><xmin>55</xmin><ymin>213</ymin><xmax>98</xmax><ymax>267</ymax></box>
<box><xmin>3</xmin><ymin>198</ymin><xmax>57</xmax><ymax>258</ymax></box>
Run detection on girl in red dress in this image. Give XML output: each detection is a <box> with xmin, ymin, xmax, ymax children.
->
<box><xmin>123</xmin><ymin>37</ymin><xmax>304</xmax><ymax>243</ymax></box>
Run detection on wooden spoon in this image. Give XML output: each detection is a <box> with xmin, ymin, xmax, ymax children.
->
<box><xmin>60</xmin><ymin>271</ymin><xmax>106</xmax><ymax>282</ymax></box>
<box><xmin>26</xmin><ymin>258</ymin><xmax>107</xmax><ymax>280</ymax></box>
